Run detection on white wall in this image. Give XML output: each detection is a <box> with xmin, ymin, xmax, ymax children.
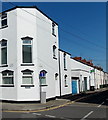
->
<box><xmin>71</xmin><ymin>58</ymin><xmax>95</xmax><ymax>92</ymax></box>
<box><xmin>0</xmin><ymin>7</ymin><xmax>59</xmax><ymax>101</ymax></box>
<box><xmin>0</xmin><ymin>9</ymin><xmax>18</xmax><ymax>101</ymax></box>
<box><xmin>59</xmin><ymin>50</ymin><xmax>72</xmax><ymax>96</ymax></box>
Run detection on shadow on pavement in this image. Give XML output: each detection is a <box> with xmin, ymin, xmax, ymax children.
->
<box><xmin>62</xmin><ymin>90</ymin><xmax>108</xmax><ymax>106</ymax></box>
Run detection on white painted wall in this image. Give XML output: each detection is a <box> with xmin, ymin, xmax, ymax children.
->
<box><xmin>0</xmin><ymin>9</ymin><xmax>18</xmax><ymax>101</ymax></box>
<box><xmin>59</xmin><ymin>50</ymin><xmax>72</xmax><ymax>96</ymax></box>
<box><xmin>0</xmin><ymin>7</ymin><xmax>59</xmax><ymax>101</ymax></box>
<box><xmin>71</xmin><ymin>58</ymin><xmax>95</xmax><ymax>92</ymax></box>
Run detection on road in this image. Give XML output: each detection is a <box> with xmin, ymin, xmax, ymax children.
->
<box><xmin>2</xmin><ymin>89</ymin><xmax>108</xmax><ymax>120</ymax></box>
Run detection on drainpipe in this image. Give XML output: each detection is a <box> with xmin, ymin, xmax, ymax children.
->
<box><xmin>58</xmin><ymin>50</ymin><xmax>61</xmax><ymax>97</ymax></box>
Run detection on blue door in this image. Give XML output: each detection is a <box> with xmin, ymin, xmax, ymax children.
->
<box><xmin>72</xmin><ymin>80</ymin><xmax>77</xmax><ymax>94</ymax></box>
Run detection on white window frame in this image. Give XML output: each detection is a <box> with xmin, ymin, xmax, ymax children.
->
<box><xmin>52</xmin><ymin>22</ymin><xmax>56</xmax><ymax>36</ymax></box>
<box><xmin>64</xmin><ymin>53</ymin><xmax>67</xmax><ymax>70</ymax></box>
<box><xmin>22</xmin><ymin>70</ymin><xmax>33</xmax><ymax>85</ymax></box>
<box><xmin>0</xmin><ymin>40</ymin><xmax>7</xmax><ymax>65</ymax></box>
<box><xmin>39</xmin><ymin>70</ymin><xmax>47</xmax><ymax>85</ymax></box>
<box><xmin>2</xmin><ymin>71</ymin><xmax>14</xmax><ymax>85</ymax></box>
<box><xmin>53</xmin><ymin>45</ymin><xmax>57</xmax><ymax>59</ymax></box>
<box><xmin>21</xmin><ymin>37</ymin><xmax>33</xmax><ymax>64</ymax></box>
<box><xmin>64</xmin><ymin>75</ymin><xmax>68</xmax><ymax>87</ymax></box>
<box><xmin>1</xmin><ymin>13</ymin><xmax>7</xmax><ymax>28</ymax></box>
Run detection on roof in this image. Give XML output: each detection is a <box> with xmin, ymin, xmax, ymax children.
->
<box><xmin>59</xmin><ymin>49</ymin><xmax>71</xmax><ymax>55</ymax></box>
<box><xmin>1</xmin><ymin>6</ymin><xmax>58</xmax><ymax>25</ymax></box>
<box><xmin>71</xmin><ymin>57</ymin><xmax>94</xmax><ymax>68</ymax></box>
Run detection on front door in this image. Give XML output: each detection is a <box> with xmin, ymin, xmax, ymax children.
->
<box><xmin>72</xmin><ymin>80</ymin><xmax>78</xmax><ymax>94</ymax></box>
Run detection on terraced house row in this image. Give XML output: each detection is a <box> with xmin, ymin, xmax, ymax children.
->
<box><xmin>0</xmin><ymin>6</ymin><xmax>108</xmax><ymax>102</ymax></box>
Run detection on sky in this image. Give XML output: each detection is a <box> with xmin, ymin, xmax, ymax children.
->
<box><xmin>1</xmin><ymin>2</ymin><xmax>107</xmax><ymax>71</ymax></box>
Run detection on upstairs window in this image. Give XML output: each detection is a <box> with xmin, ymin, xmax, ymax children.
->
<box><xmin>1</xmin><ymin>13</ymin><xmax>7</xmax><ymax>28</ymax></box>
<box><xmin>52</xmin><ymin>22</ymin><xmax>56</xmax><ymax>36</ymax></box>
<box><xmin>64</xmin><ymin>53</ymin><xmax>66</xmax><ymax>70</ymax></box>
<box><xmin>22</xmin><ymin>69</ymin><xmax>33</xmax><ymax>85</ymax></box>
<box><xmin>2</xmin><ymin>70</ymin><xmax>14</xmax><ymax>85</ymax></box>
<box><xmin>21</xmin><ymin>37</ymin><xmax>33</xmax><ymax>64</ymax></box>
<box><xmin>1</xmin><ymin>39</ymin><xmax>7</xmax><ymax>65</ymax></box>
<box><xmin>53</xmin><ymin>45</ymin><xmax>57</xmax><ymax>59</ymax></box>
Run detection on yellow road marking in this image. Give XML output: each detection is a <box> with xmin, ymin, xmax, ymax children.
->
<box><xmin>2</xmin><ymin>89</ymin><xmax>108</xmax><ymax>113</ymax></box>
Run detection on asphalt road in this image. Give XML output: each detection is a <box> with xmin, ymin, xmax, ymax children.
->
<box><xmin>2</xmin><ymin>89</ymin><xmax>108</xmax><ymax>120</ymax></box>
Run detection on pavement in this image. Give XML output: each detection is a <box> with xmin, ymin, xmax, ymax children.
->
<box><xmin>1</xmin><ymin>88</ymin><xmax>108</xmax><ymax>112</ymax></box>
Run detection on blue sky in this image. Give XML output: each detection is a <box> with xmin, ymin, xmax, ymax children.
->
<box><xmin>1</xmin><ymin>2</ymin><xmax>106</xmax><ymax>71</ymax></box>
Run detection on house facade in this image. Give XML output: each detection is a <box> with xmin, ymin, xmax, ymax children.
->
<box><xmin>71</xmin><ymin>57</ymin><xmax>95</xmax><ymax>94</ymax></box>
<box><xmin>0</xmin><ymin>6</ymin><xmax>59</xmax><ymax>101</ymax></box>
<box><xmin>0</xmin><ymin>6</ymin><xmax>108</xmax><ymax>102</ymax></box>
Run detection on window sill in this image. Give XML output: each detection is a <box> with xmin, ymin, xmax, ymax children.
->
<box><xmin>21</xmin><ymin>64</ymin><xmax>34</xmax><ymax>66</ymax></box>
<box><xmin>53</xmin><ymin>57</ymin><xmax>57</xmax><ymax>60</ymax></box>
<box><xmin>64</xmin><ymin>68</ymin><xmax>67</xmax><ymax>71</ymax></box>
<box><xmin>0</xmin><ymin>25</ymin><xmax>8</xmax><ymax>29</ymax></box>
<box><xmin>52</xmin><ymin>33</ymin><xmax>56</xmax><ymax>37</ymax></box>
<box><xmin>21</xmin><ymin>85</ymin><xmax>34</xmax><ymax>87</ymax></box>
<box><xmin>0</xmin><ymin>65</ymin><xmax>8</xmax><ymax>67</ymax></box>
<box><xmin>0</xmin><ymin>84</ymin><xmax>14</xmax><ymax>87</ymax></box>
<box><xmin>40</xmin><ymin>84</ymin><xmax>48</xmax><ymax>87</ymax></box>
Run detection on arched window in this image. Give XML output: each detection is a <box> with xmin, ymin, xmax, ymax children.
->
<box><xmin>0</xmin><ymin>39</ymin><xmax>7</xmax><ymax>65</ymax></box>
<box><xmin>64</xmin><ymin>75</ymin><xmax>68</xmax><ymax>87</ymax></box>
<box><xmin>21</xmin><ymin>69</ymin><xmax>33</xmax><ymax>85</ymax></box>
<box><xmin>53</xmin><ymin>45</ymin><xmax>57</xmax><ymax>59</ymax></box>
<box><xmin>39</xmin><ymin>70</ymin><xmax>47</xmax><ymax>85</ymax></box>
<box><xmin>21</xmin><ymin>36</ymin><xmax>33</xmax><ymax>63</ymax></box>
<box><xmin>2</xmin><ymin>70</ymin><xmax>14</xmax><ymax>85</ymax></box>
<box><xmin>55</xmin><ymin>73</ymin><xmax>58</xmax><ymax>80</ymax></box>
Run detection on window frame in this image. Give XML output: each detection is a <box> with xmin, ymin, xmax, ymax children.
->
<box><xmin>2</xmin><ymin>70</ymin><xmax>14</xmax><ymax>85</ymax></box>
<box><xmin>21</xmin><ymin>69</ymin><xmax>34</xmax><ymax>86</ymax></box>
<box><xmin>64</xmin><ymin>53</ymin><xmax>67</xmax><ymax>70</ymax></box>
<box><xmin>52</xmin><ymin>22</ymin><xmax>56</xmax><ymax>37</ymax></box>
<box><xmin>1</xmin><ymin>13</ymin><xmax>8</xmax><ymax>28</ymax></box>
<box><xmin>55</xmin><ymin>73</ymin><xmax>58</xmax><ymax>80</ymax></box>
<box><xmin>21</xmin><ymin>37</ymin><xmax>33</xmax><ymax>64</ymax></box>
<box><xmin>0</xmin><ymin>39</ymin><xmax>7</xmax><ymax>66</ymax></box>
<box><xmin>39</xmin><ymin>70</ymin><xmax>47</xmax><ymax>86</ymax></box>
<box><xmin>64</xmin><ymin>75</ymin><xmax>68</xmax><ymax>87</ymax></box>
<box><xmin>53</xmin><ymin>45</ymin><xmax>57</xmax><ymax>59</ymax></box>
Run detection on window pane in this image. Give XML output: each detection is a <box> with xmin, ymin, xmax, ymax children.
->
<box><xmin>22</xmin><ymin>76</ymin><xmax>33</xmax><ymax>84</ymax></box>
<box><xmin>2</xmin><ymin>72</ymin><xmax>7</xmax><ymax>76</ymax></box>
<box><xmin>23</xmin><ymin>45</ymin><xmax>32</xmax><ymax>63</ymax></box>
<box><xmin>1</xmin><ymin>19</ymin><xmax>7</xmax><ymax>27</ymax></box>
<box><xmin>1</xmin><ymin>47</ymin><xmax>7</xmax><ymax>64</ymax></box>
<box><xmin>3</xmin><ymin>77</ymin><xmax>13</xmax><ymax>84</ymax></box>
<box><xmin>23</xmin><ymin>40</ymin><xmax>31</xmax><ymax>44</ymax></box>
<box><xmin>1</xmin><ymin>41</ymin><xmax>7</xmax><ymax>47</ymax></box>
<box><xmin>23</xmin><ymin>72</ymin><xmax>32</xmax><ymax>75</ymax></box>
<box><xmin>8</xmin><ymin>72</ymin><xmax>13</xmax><ymax>75</ymax></box>
<box><xmin>1</xmin><ymin>13</ymin><xmax>7</xmax><ymax>19</ymax></box>
<box><xmin>40</xmin><ymin>77</ymin><xmax>46</xmax><ymax>85</ymax></box>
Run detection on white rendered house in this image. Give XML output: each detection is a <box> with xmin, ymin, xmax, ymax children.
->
<box><xmin>58</xmin><ymin>49</ymin><xmax>72</xmax><ymax>96</ymax></box>
<box><xmin>0</xmin><ymin>6</ymin><xmax>59</xmax><ymax>101</ymax></box>
<box><xmin>71</xmin><ymin>57</ymin><xmax>95</xmax><ymax>94</ymax></box>
<box><xmin>0</xmin><ymin>6</ymin><xmax>107</xmax><ymax>102</ymax></box>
